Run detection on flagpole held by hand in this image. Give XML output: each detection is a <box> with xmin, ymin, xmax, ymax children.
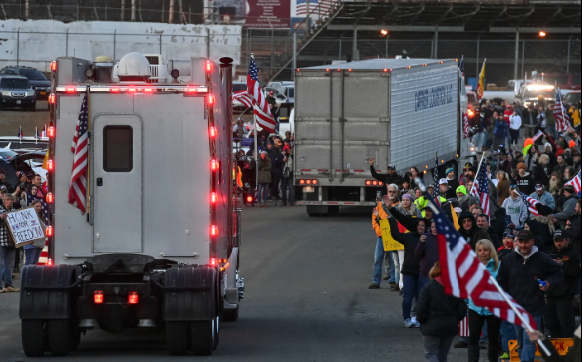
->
<box><xmin>471</xmin><ymin>152</ymin><xmax>485</xmax><ymax>192</ymax></box>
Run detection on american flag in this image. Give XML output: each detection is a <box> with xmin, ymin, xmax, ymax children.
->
<box><xmin>232</xmin><ymin>90</ymin><xmax>253</xmax><ymax>108</ymax></box>
<box><xmin>470</xmin><ymin>157</ymin><xmax>490</xmax><ymax>217</ymax></box>
<box><xmin>17</xmin><ymin>125</ymin><xmax>23</xmax><ymax>139</ymax></box>
<box><xmin>423</xmin><ymin>188</ymin><xmax>537</xmax><ymax>330</ymax></box>
<box><xmin>532</xmin><ymin>129</ymin><xmax>543</xmax><ymax>142</ymax></box>
<box><xmin>69</xmin><ymin>88</ymin><xmax>89</xmax><ymax>214</ymax></box>
<box><xmin>554</xmin><ymin>89</ymin><xmax>571</xmax><ymax>133</ymax></box>
<box><xmin>565</xmin><ymin>170</ymin><xmax>582</xmax><ymax>193</ymax></box>
<box><xmin>41</xmin><ymin>124</ymin><xmax>47</xmax><ymax>138</ymax></box>
<box><xmin>463</xmin><ymin>112</ymin><xmax>469</xmax><ymax>139</ymax></box>
<box><xmin>432</xmin><ymin>154</ymin><xmax>440</xmax><ymax>201</ymax></box>
<box><xmin>296</xmin><ymin>0</ymin><xmax>336</xmax><ymax>16</ymax></box>
<box><xmin>247</xmin><ymin>57</ymin><xmax>276</xmax><ymax>133</ymax></box>
<box><xmin>514</xmin><ymin>189</ymin><xmax>541</xmax><ymax>216</ymax></box>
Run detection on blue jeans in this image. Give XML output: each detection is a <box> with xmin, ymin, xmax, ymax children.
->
<box><xmin>257</xmin><ymin>183</ymin><xmax>269</xmax><ymax>204</ymax></box>
<box><xmin>24</xmin><ymin>247</ymin><xmax>43</xmax><ymax>266</ymax></box>
<box><xmin>418</xmin><ymin>275</ymin><xmax>430</xmax><ymax>296</ymax></box>
<box><xmin>281</xmin><ymin>177</ymin><xmax>295</xmax><ymax>206</ymax></box>
<box><xmin>0</xmin><ymin>246</ymin><xmax>16</xmax><ymax>288</ymax></box>
<box><xmin>473</xmin><ymin>131</ymin><xmax>486</xmax><ymax>149</ymax></box>
<box><xmin>500</xmin><ymin>321</ymin><xmax>517</xmax><ymax>352</ymax></box>
<box><xmin>402</xmin><ymin>274</ymin><xmax>420</xmax><ymax>320</ymax></box>
<box><xmin>514</xmin><ymin>315</ymin><xmax>542</xmax><ymax>362</ymax></box>
<box><xmin>372</xmin><ymin>237</ymin><xmax>394</xmax><ymax>285</ymax></box>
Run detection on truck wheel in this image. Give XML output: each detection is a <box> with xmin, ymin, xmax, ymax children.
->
<box><xmin>47</xmin><ymin>319</ymin><xmax>71</xmax><ymax>356</ymax></box>
<box><xmin>191</xmin><ymin>320</ymin><xmax>214</xmax><ymax>355</ymax></box>
<box><xmin>166</xmin><ymin>322</ymin><xmax>190</xmax><ymax>355</ymax></box>
<box><xmin>223</xmin><ymin>305</ymin><xmax>239</xmax><ymax>321</ymax></box>
<box><xmin>22</xmin><ymin>320</ymin><xmax>45</xmax><ymax>357</ymax></box>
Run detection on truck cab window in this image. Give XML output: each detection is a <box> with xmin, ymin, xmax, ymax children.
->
<box><xmin>103</xmin><ymin>126</ymin><xmax>133</xmax><ymax>172</ymax></box>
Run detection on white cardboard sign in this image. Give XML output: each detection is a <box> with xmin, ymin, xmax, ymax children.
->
<box><xmin>4</xmin><ymin>207</ymin><xmax>45</xmax><ymax>248</ymax></box>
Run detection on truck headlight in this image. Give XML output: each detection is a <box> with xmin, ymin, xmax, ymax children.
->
<box><xmin>26</xmin><ymin>90</ymin><xmax>35</xmax><ymax>96</ymax></box>
<box><xmin>1</xmin><ymin>91</ymin><xmax>10</xmax><ymax>96</ymax></box>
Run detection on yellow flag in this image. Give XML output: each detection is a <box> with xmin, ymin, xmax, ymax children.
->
<box><xmin>42</xmin><ymin>149</ymin><xmax>49</xmax><ymax>170</ymax></box>
<box><xmin>476</xmin><ymin>59</ymin><xmax>486</xmax><ymax>99</ymax></box>
<box><xmin>451</xmin><ymin>203</ymin><xmax>459</xmax><ymax>231</ymax></box>
<box><xmin>379</xmin><ymin>218</ymin><xmax>405</xmax><ymax>252</ymax></box>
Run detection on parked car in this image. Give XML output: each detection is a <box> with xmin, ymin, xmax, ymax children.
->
<box><xmin>0</xmin><ymin>66</ymin><xmax>51</xmax><ymax>100</ymax></box>
<box><xmin>0</xmin><ymin>76</ymin><xmax>36</xmax><ymax>111</ymax></box>
<box><xmin>0</xmin><ymin>136</ymin><xmax>49</xmax><ymax>152</ymax></box>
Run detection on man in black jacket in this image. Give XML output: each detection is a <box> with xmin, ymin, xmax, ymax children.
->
<box><xmin>458</xmin><ymin>211</ymin><xmax>491</xmax><ymax>251</ymax></box>
<box><xmin>369</xmin><ymin>159</ymin><xmax>403</xmax><ymax>194</ymax></box>
<box><xmin>496</xmin><ymin>230</ymin><xmax>563</xmax><ymax>362</ymax></box>
<box><xmin>544</xmin><ymin>230</ymin><xmax>581</xmax><ymax>338</ymax></box>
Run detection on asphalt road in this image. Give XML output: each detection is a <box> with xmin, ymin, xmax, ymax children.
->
<box><xmin>1</xmin><ymin>206</ymin><xmax>477</xmax><ymax>361</ymax></box>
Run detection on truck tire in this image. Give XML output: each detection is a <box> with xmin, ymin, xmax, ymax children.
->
<box><xmin>22</xmin><ymin>320</ymin><xmax>45</xmax><ymax>357</ymax></box>
<box><xmin>166</xmin><ymin>322</ymin><xmax>190</xmax><ymax>355</ymax></box>
<box><xmin>191</xmin><ymin>321</ymin><xmax>214</xmax><ymax>355</ymax></box>
<box><xmin>47</xmin><ymin>319</ymin><xmax>71</xmax><ymax>356</ymax></box>
<box><xmin>223</xmin><ymin>304</ymin><xmax>239</xmax><ymax>321</ymax></box>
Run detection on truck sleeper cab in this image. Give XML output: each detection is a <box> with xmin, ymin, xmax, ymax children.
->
<box><xmin>19</xmin><ymin>53</ymin><xmax>243</xmax><ymax>357</ymax></box>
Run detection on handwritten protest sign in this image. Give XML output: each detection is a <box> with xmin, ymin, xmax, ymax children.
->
<box><xmin>379</xmin><ymin>218</ymin><xmax>404</xmax><ymax>252</ymax></box>
<box><xmin>4</xmin><ymin>207</ymin><xmax>45</xmax><ymax>248</ymax></box>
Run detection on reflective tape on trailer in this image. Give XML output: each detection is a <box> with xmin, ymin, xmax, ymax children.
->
<box><xmin>296</xmin><ymin>201</ymin><xmax>376</xmax><ymax>206</ymax></box>
<box><xmin>296</xmin><ymin>169</ymin><xmax>376</xmax><ymax>174</ymax></box>
<box><xmin>56</xmin><ymin>85</ymin><xmax>208</xmax><ymax>93</ymax></box>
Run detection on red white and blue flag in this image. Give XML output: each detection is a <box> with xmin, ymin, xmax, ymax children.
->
<box><xmin>565</xmin><ymin>170</ymin><xmax>582</xmax><ymax>194</ymax></box>
<box><xmin>69</xmin><ymin>87</ymin><xmax>89</xmax><ymax>214</ymax></box>
<box><xmin>296</xmin><ymin>0</ymin><xmax>336</xmax><ymax>16</ymax></box>
<box><xmin>232</xmin><ymin>90</ymin><xmax>253</xmax><ymax>109</ymax></box>
<box><xmin>532</xmin><ymin>130</ymin><xmax>543</xmax><ymax>142</ymax></box>
<box><xmin>514</xmin><ymin>190</ymin><xmax>541</xmax><ymax>216</ymax></box>
<box><xmin>470</xmin><ymin>157</ymin><xmax>490</xmax><ymax>217</ymax></box>
<box><xmin>17</xmin><ymin>126</ymin><xmax>23</xmax><ymax>139</ymax></box>
<box><xmin>247</xmin><ymin>57</ymin><xmax>276</xmax><ymax>133</ymax></box>
<box><xmin>423</xmin><ymin>189</ymin><xmax>537</xmax><ymax>329</ymax></box>
<box><xmin>554</xmin><ymin>89</ymin><xmax>572</xmax><ymax>133</ymax></box>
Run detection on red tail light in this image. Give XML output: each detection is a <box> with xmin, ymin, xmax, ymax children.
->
<box><xmin>128</xmin><ymin>291</ymin><xmax>139</xmax><ymax>304</ymax></box>
<box><xmin>378</xmin><ymin>181</ymin><xmax>383</xmax><ymax>186</ymax></box>
<box><xmin>50</xmin><ymin>61</ymin><xmax>57</xmax><ymax>72</ymax></box>
<box><xmin>300</xmin><ymin>179</ymin><xmax>306</xmax><ymax>185</ymax></box>
<box><xmin>144</xmin><ymin>88</ymin><xmax>153</xmax><ymax>92</ymax></box>
<box><xmin>211</xmin><ymin>225</ymin><xmax>218</xmax><ymax>236</ymax></box>
<box><xmin>187</xmin><ymin>88</ymin><xmax>197</xmax><ymax>93</ymax></box>
<box><xmin>48</xmin><ymin>159</ymin><xmax>54</xmax><ymax>171</ymax></box>
<box><xmin>211</xmin><ymin>192</ymin><xmax>217</xmax><ymax>203</ymax></box>
<box><xmin>111</xmin><ymin>88</ymin><xmax>120</xmax><ymax>93</ymax></box>
<box><xmin>210</xmin><ymin>257</ymin><xmax>217</xmax><ymax>266</ymax></box>
<box><xmin>94</xmin><ymin>290</ymin><xmax>104</xmax><ymax>304</ymax></box>
<box><xmin>208</xmin><ymin>94</ymin><xmax>215</xmax><ymax>105</ymax></box>
<box><xmin>48</xmin><ymin>94</ymin><xmax>56</xmax><ymax>104</ymax></box>
<box><xmin>46</xmin><ymin>226</ymin><xmax>53</xmax><ymax>237</ymax></box>
<box><xmin>211</xmin><ymin>159</ymin><xmax>218</xmax><ymax>171</ymax></box>
<box><xmin>366</xmin><ymin>180</ymin><xmax>372</xmax><ymax>185</ymax></box>
<box><xmin>209</xmin><ymin>126</ymin><xmax>217</xmax><ymax>137</ymax></box>
<box><xmin>48</xmin><ymin>126</ymin><xmax>55</xmax><ymax>138</ymax></box>
<box><xmin>246</xmin><ymin>195</ymin><xmax>253</xmax><ymax>203</ymax></box>
<box><xmin>47</xmin><ymin>259</ymin><xmax>53</xmax><ymax>266</ymax></box>
<box><xmin>312</xmin><ymin>179</ymin><xmax>318</xmax><ymax>185</ymax></box>
<box><xmin>46</xmin><ymin>192</ymin><xmax>54</xmax><ymax>203</ymax></box>
<box><xmin>66</xmin><ymin>87</ymin><xmax>75</xmax><ymax>93</ymax></box>
<box><xmin>206</xmin><ymin>60</ymin><xmax>212</xmax><ymax>72</ymax></box>
<box><xmin>305</xmin><ymin>179</ymin><xmax>311</xmax><ymax>185</ymax></box>
<box><xmin>128</xmin><ymin>88</ymin><xmax>137</xmax><ymax>93</ymax></box>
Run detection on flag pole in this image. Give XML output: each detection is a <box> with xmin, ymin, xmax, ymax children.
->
<box><xmin>251</xmin><ymin>53</ymin><xmax>258</xmax><ymax>196</ymax></box>
<box><xmin>471</xmin><ymin>152</ymin><xmax>486</xmax><ymax>190</ymax></box>
<box><xmin>86</xmin><ymin>86</ymin><xmax>91</xmax><ymax>219</ymax></box>
<box><xmin>487</xmin><ymin>275</ymin><xmax>551</xmax><ymax>357</ymax></box>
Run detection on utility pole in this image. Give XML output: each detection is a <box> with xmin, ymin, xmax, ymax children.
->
<box><xmin>131</xmin><ymin>0</ymin><xmax>136</xmax><ymax>21</ymax></box>
<box><xmin>121</xmin><ymin>0</ymin><xmax>125</xmax><ymax>21</ymax></box>
<box><xmin>169</xmin><ymin>0</ymin><xmax>175</xmax><ymax>23</ymax></box>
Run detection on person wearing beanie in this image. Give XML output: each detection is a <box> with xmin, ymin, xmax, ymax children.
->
<box><xmin>457</xmin><ymin>211</ymin><xmax>491</xmax><ymax>251</ymax></box>
<box><xmin>516</xmin><ymin>162</ymin><xmax>536</xmax><ymax>196</ymax></box>
<box><xmin>446</xmin><ymin>168</ymin><xmax>459</xmax><ymax>190</ymax></box>
<box><xmin>439</xmin><ymin>178</ymin><xmax>457</xmax><ymax>200</ymax></box>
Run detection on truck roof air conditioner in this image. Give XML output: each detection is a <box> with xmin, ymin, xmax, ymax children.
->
<box><xmin>117</xmin><ymin>52</ymin><xmax>152</xmax><ymax>82</ymax></box>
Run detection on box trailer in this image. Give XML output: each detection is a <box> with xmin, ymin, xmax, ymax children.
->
<box><xmin>293</xmin><ymin>58</ymin><xmax>467</xmax><ymax>216</ymax></box>
<box><xmin>19</xmin><ymin>53</ymin><xmax>243</xmax><ymax>356</ymax></box>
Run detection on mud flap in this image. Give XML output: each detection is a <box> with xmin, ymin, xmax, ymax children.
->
<box><xmin>163</xmin><ymin>266</ymin><xmax>217</xmax><ymax>321</ymax></box>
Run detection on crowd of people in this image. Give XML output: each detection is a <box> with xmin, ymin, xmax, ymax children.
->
<box><xmin>0</xmin><ymin>170</ymin><xmax>50</xmax><ymax>293</ymax></box>
<box><xmin>368</xmin><ymin>104</ymin><xmax>581</xmax><ymax>361</ymax></box>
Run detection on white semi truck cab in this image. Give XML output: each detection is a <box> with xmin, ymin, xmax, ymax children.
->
<box><xmin>19</xmin><ymin>53</ymin><xmax>243</xmax><ymax>357</ymax></box>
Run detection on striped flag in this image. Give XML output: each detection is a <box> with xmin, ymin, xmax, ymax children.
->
<box><xmin>247</xmin><ymin>57</ymin><xmax>276</xmax><ymax>133</ymax></box>
<box><xmin>68</xmin><ymin>87</ymin><xmax>89</xmax><ymax>214</ymax></box>
<box><xmin>17</xmin><ymin>125</ymin><xmax>23</xmax><ymax>139</ymax></box>
<box><xmin>532</xmin><ymin>130</ymin><xmax>543</xmax><ymax>142</ymax></box>
<box><xmin>514</xmin><ymin>190</ymin><xmax>541</xmax><ymax>216</ymax></box>
<box><xmin>459</xmin><ymin>315</ymin><xmax>469</xmax><ymax>337</ymax></box>
<box><xmin>565</xmin><ymin>170</ymin><xmax>582</xmax><ymax>193</ymax></box>
<box><xmin>296</xmin><ymin>0</ymin><xmax>336</xmax><ymax>16</ymax></box>
<box><xmin>554</xmin><ymin>89</ymin><xmax>571</xmax><ymax>133</ymax></box>
<box><xmin>423</xmin><ymin>187</ymin><xmax>537</xmax><ymax>329</ymax></box>
<box><xmin>232</xmin><ymin>90</ymin><xmax>253</xmax><ymax>108</ymax></box>
<box><xmin>470</xmin><ymin>157</ymin><xmax>490</xmax><ymax>217</ymax></box>
<box><xmin>463</xmin><ymin>112</ymin><xmax>469</xmax><ymax>139</ymax></box>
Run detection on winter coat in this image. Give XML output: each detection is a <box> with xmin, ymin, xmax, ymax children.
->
<box><xmin>468</xmin><ymin>259</ymin><xmax>500</xmax><ymax>316</ymax></box>
<box><xmin>372</xmin><ymin>201</ymin><xmax>390</xmax><ymax>237</ymax></box>
<box><xmin>393</xmin><ymin>202</ymin><xmax>422</xmax><ymax>218</ymax></box>
<box><xmin>524</xmin><ymin>152</ymin><xmax>538</xmax><ymax>173</ymax></box>
<box><xmin>501</xmin><ymin>196</ymin><xmax>528</xmax><ymax>229</ymax></box>
<box><xmin>545</xmin><ymin>109</ymin><xmax>556</xmax><ymax>126</ymax></box>
<box><xmin>554</xmin><ymin>196</ymin><xmax>578</xmax><ymax>229</ymax></box>
<box><xmin>529</xmin><ymin>191</ymin><xmax>556</xmax><ymax>210</ymax></box>
<box><xmin>388</xmin><ymin>217</ymin><xmax>421</xmax><ymax>275</ymax></box>
<box><xmin>415</xmin><ymin>278</ymin><xmax>468</xmax><ymax>337</ymax></box>
<box><xmin>491</xmin><ymin>207</ymin><xmax>508</xmax><ymax>239</ymax></box>
<box><xmin>447</xmin><ymin>178</ymin><xmax>459</xmax><ymax>191</ymax></box>
<box><xmin>516</xmin><ymin>172</ymin><xmax>536</xmax><ymax>196</ymax></box>
<box><xmin>257</xmin><ymin>157</ymin><xmax>272</xmax><ymax>184</ymax></box>
<box><xmin>497</xmin><ymin>179</ymin><xmax>511</xmax><ymax>206</ymax></box>
<box><xmin>510</xmin><ymin>114</ymin><xmax>522</xmax><ymax>130</ymax></box>
<box><xmin>567</xmin><ymin>213</ymin><xmax>581</xmax><ymax>253</ymax></box>
<box><xmin>533</xmin><ymin>164</ymin><xmax>549</xmax><ymax>189</ymax></box>
<box><xmin>440</xmin><ymin>186</ymin><xmax>457</xmax><ymax>200</ymax></box>
<box><xmin>458</xmin><ymin>211</ymin><xmax>491</xmax><ymax>251</ymax></box>
<box><xmin>369</xmin><ymin>165</ymin><xmax>403</xmax><ymax>193</ymax></box>
<box><xmin>496</xmin><ymin>246</ymin><xmax>563</xmax><ymax>316</ymax></box>
<box><xmin>494</xmin><ymin>119</ymin><xmax>509</xmax><ymax>138</ymax></box>
<box><xmin>414</xmin><ymin>233</ymin><xmax>439</xmax><ymax>278</ymax></box>
<box><xmin>546</xmin><ymin>245</ymin><xmax>581</xmax><ymax>300</ymax></box>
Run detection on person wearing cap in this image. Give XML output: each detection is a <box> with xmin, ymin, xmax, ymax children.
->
<box><xmin>496</xmin><ymin>229</ymin><xmax>563</xmax><ymax>362</ymax></box>
<box><xmin>502</xmin><ymin>185</ymin><xmax>528</xmax><ymax>230</ymax></box>
<box><xmin>544</xmin><ymin>230</ymin><xmax>581</xmax><ymax>338</ymax></box>
<box><xmin>368</xmin><ymin>158</ymin><xmax>403</xmax><ymax>193</ymax></box>
<box><xmin>438</xmin><ymin>178</ymin><xmax>457</xmax><ymax>200</ymax></box>
<box><xmin>550</xmin><ymin>185</ymin><xmax>579</xmax><ymax>229</ymax></box>
<box><xmin>515</xmin><ymin>162</ymin><xmax>535</xmax><ymax>196</ymax></box>
<box><xmin>459</xmin><ymin>163</ymin><xmax>472</xmax><ymax>185</ymax></box>
<box><xmin>456</xmin><ymin>184</ymin><xmax>470</xmax><ymax>207</ymax></box>
<box><xmin>457</xmin><ymin>211</ymin><xmax>491</xmax><ymax>252</ymax></box>
<box><xmin>256</xmin><ymin>151</ymin><xmax>272</xmax><ymax>207</ymax></box>
<box><xmin>444</xmin><ymin>168</ymin><xmax>458</xmax><ymax>190</ymax></box>
<box><xmin>529</xmin><ymin>183</ymin><xmax>555</xmax><ymax>210</ymax></box>
<box><xmin>492</xmin><ymin>112</ymin><xmax>509</xmax><ymax>151</ymax></box>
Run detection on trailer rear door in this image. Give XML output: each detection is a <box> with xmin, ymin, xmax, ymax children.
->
<box><xmin>93</xmin><ymin>115</ymin><xmax>142</xmax><ymax>252</ymax></box>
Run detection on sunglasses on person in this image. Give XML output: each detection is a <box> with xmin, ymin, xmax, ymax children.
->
<box><xmin>462</xmin><ymin>219</ymin><xmax>473</xmax><ymax>224</ymax></box>
<box><xmin>387</xmin><ymin>167</ymin><xmax>395</xmax><ymax>170</ymax></box>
